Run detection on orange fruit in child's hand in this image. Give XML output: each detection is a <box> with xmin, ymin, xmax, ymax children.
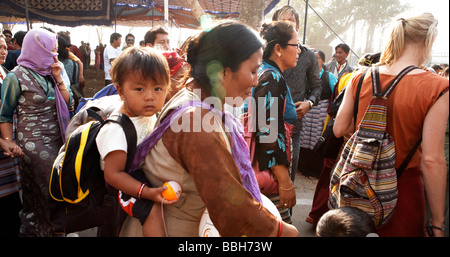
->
<box><xmin>161</xmin><ymin>181</ymin><xmax>182</xmax><ymax>201</ymax></box>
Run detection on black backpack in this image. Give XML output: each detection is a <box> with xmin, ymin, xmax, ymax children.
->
<box><xmin>49</xmin><ymin>107</ymin><xmax>137</xmax><ymax>234</ymax></box>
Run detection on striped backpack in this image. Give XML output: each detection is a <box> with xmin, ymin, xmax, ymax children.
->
<box><xmin>328</xmin><ymin>65</ymin><xmax>421</xmax><ymax>228</ymax></box>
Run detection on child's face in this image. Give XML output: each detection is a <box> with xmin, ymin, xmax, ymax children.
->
<box><xmin>117</xmin><ymin>72</ymin><xmax>168</xmax><ymax>117</ymax></box>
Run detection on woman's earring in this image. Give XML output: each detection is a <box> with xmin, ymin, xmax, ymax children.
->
<box><xmin>278</xmin><ymin>52</ymin><xmax>281</xmax><ymax>57</ymax></box>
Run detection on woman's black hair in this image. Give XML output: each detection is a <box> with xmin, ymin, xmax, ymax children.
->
<box><xmin>260</xmin><ymin>21</ymin><xmax>295</xmax><ymax>60</ymax></box>
<box><xmin>185</xmin><ymin>21</ymin><xmax>263</xmax><ymax>94</ymax></box>
<box><xmin>314</xmin><ymin>49</ymin><xmax>326</xmax><ymax>62</ymax></box>
<box><xmin>57</xmin><ymin>36</ymin><xmax>70</xmax><ymax>60</ymax></box>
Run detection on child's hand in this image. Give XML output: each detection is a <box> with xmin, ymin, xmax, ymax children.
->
<box><xmin>144</xmin><ymin>186</ymin><xmax>179</xmax><ymax>205</ymax></box>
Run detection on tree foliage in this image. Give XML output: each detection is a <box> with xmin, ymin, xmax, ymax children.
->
<box><xmin>269</xmin><ymin>0</ymin><xmax>409</xmax><ymax>53</ymax></box>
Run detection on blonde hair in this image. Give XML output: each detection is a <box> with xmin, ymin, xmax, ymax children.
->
<box><xmin>272</xmin><ymin>5</ymin><xmax>300</xmax><ymax>31</ymax></box>
<box><xmin>380</xmin><ymin>13</ymin><xmax>438</xmax><ymax>66</ymax></box>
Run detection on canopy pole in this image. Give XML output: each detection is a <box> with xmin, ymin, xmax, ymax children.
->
<box><xmin>302</xmin><ymin>0</ymin><xmax>308</xmax><ymax>44</ymax></box>
<box><xmin>114</xmin><ymin>0</ymin><xmax>117</xmax><ymax>32</ymax></box>
<box><xmin>164</xmin><ymin>0</ymin><xmax>169</xmax><ymax>28</ymax></box>
<box><xmin>24</xmin><ymin>0</ymin><xmax>31</xmax><ymax>31</ymax></box>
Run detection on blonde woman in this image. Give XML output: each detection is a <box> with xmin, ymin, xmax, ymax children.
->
<box><xmin>334</xmin><ymin>13</ymin><xmax>449</xmax><ymax>237</ymax></box>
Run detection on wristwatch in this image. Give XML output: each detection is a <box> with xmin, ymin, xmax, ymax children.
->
<box><xmin>307</xmin><ymin>100</ymin><xmax>314</xmax><ymax>109</ymax></box>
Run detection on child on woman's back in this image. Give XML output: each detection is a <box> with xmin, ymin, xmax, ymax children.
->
<box><xmin>96</xmin><ymin>47</ymin><xmax>177</xmax><ymax>236</ymax></box>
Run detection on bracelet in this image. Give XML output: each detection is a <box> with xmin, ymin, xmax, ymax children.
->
<box><xmin>137</xmin><ymin>183</ymin><xmax>146</xmax><ymax>199</ymax></box>
<box><xmin>56</xmin><ymin>81</ymin><xmax>64</xmax><ymax>86</ymax></box>
<box><xmin>429</xmin><ymin>220</ymin><xmax>445</xmax><ymax>231</ymax></box>
<box><xmin>279</xmin><ymin>183</ymin><xmax>294</xmax><ymax>191</ymax></box>
<box><xmin>277</xmin><ymin>220</ymin><xmax>283</xmax><ymax>237</ymax></box>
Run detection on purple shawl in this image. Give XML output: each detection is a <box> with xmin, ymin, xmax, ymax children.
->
<box><xmin>17</xmin><ymin>28</ymin><xmax>70</xmax><ymax>142</ymax></box>
<box><xmin>17</xmin><ymin>28</ymin><xmax>57</xmax><ymax>77</ymax></box>
<box><xmin>128</xmin><ymin>101</ymin><xmax>263</xmax><ymax>203</ymax></box>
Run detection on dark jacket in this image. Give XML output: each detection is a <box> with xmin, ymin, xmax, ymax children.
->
<box><xmin>283</xmin><ymin>45</ymin><xmax>322</xmax><ymax>106</ymax></box>
<box><xmin>283</xmin><ymin>45</ymin><xmax>322</xmax><ymax>126</ymax></box>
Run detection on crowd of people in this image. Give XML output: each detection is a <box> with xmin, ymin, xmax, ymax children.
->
<box><xmin>0</xmin><ymin>4</ymin><xmax>448</xmax><ymax>238</ymax></box>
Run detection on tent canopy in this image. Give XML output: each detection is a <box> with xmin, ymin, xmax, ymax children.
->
<box><xmin>0</xmin><ymin>0</ymin><xmax>280</xmax><ymax>29</ymax></box>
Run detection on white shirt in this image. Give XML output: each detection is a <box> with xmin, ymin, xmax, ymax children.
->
<box><xmin>96</xmin><ymin>106</ymin><xmax>157</xmax><ymax>170</ymax></box>
<box><xmin>103</xmin><ymin>44</ymin><xmax>122</xmax><ymax>81</ymax></box>
<box><xmin>0</xmin><ymin>66</ymin><xmax>7</xmax><ymax>84</ymax></box>
<box><xmin>332</xmin><ymin>61</ymin><xmax>347</xmax><ymax>78</ymax></box>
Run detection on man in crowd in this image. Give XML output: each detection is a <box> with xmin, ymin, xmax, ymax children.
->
<box><xmin>4</xmin><ymin>30</ymin><xmax>26</xmax><ymax>70</ymax></box>
<box><xmin>325</xmin><ymin>43</ymin><xmax>354</xmax><ymax>80</ymax></box>
<box><xmin>2</xmin><ymin>30</ymin><xmax>14</xmax><ymax>50</ymax></box>
<box><xmin>144</xmin><ymin>27</ymin><xmax>170</xmax><ymax>51</ymax></box>
<box><xmin>123</xmin><ymin>33</ymin><xmax>135</xmax><ymax>50</ymax></box>
<box><xmin>103</xmin><ymin>32</ymin><xmax>122</xmax><ymax>86</ymax></box>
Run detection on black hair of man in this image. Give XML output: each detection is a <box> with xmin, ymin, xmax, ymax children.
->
<box><xmin>110</xmin><ymin>32</ymin><xmax>122</xmax><ymax>44</ymax></box>
<box><xmin>335</xmin><ymin>43</ymin><xmax>350</xmax><ymax>54</ymax></box>
<box><xmin>144</xmin><ymin>27</ymin><xmax>168</xmax><ymax>45</ymax></box>
<box><xmin>13</xmin><ymin>31</ymin><xmax>27</xmax><ymax>47</ymax></box>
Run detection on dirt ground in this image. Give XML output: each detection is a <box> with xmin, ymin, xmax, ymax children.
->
<box><xmin>82</xmin><ymin>67</ymin><xmax>106</xmax><ymax>98</ymax></box>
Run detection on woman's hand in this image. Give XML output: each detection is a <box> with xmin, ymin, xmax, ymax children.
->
<box><xmin>0</xmin><ymin>139</ymin><xmax>24</xmax><ymax>158</ymax></box>
<box><xmin>51</xmin><ymin>56</ymin><xmax>63</xmax><ymax>81</ymax></box>
<box><xmin>270</xmin><ymin>165</ymin><xmax>296</xmax><ymax>208</ymax></box>
<box><xmin>277</xmin><ymin>180</ymin><xmax>296</xmax><ymax>209</ymax></box>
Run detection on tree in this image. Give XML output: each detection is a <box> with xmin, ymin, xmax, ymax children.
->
<box><xmin>239</xmin><ymin>0</ymin><xmax>266</xmax><ymax>30</ymax></box>
<box><xmin>185</xmin><ymin>0</ymin><xmax>206</xmax><ymax>22</ymax></box>
<box><xmin>185</xmin><ymin>0</ymin><xmax>266</xmax><ymax>31</ymax></box>
<box><xmin>305</xmin><ymin>0</ymin><xmax>408</xmax><ymax>50</ymax></box>
<box><xmin>360</xmin><ymin>0</ymin><xmax>408</xmax><ymax>53</ymax></box>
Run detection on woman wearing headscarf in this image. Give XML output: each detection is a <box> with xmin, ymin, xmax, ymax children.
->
<box><xmin>0</xmin><ymin>28</ymin><xmax>72</xmax><ymax>236</ymax></box>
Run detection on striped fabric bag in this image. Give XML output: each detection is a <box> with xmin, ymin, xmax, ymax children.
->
<box><xmin>328</xmin><ymin>65</ymin><xmax>419</xmax><ymax>228</ymax></box>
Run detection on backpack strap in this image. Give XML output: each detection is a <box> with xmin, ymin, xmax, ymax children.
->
<box><xmin>86</xmin><ymin>107</ymin><xmax>106</xmax><ymax>122</ymax></box>
<box><xmin>353</xmin><ymin>68</ymin><xmax>368</xmax><ymax>130</ymax></box>
<box><xmin>396</xmin><ymin>137</ymin><xmax>422</xmax><ymax>178</ymax></box>
<box><xmin>371</xmin><ymin>65</ymin><xmax>420</xmax><ymax>97</ymax></box>
<box><xmin>396</xmin><ymin>86</ymin><xmax>449</xmax><ymax>178</ymax></box>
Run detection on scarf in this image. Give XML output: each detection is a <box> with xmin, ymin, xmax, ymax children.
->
<box><xmin>17</xmin><ymin>28</ymin><xmax>57</xmax><ymax>77</ymax></box>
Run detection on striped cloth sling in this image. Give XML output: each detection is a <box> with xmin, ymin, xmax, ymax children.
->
<box><xmin>328</xmin><ymin>65</ymin><xmax>420</xmax><ymax>228</ymax></box>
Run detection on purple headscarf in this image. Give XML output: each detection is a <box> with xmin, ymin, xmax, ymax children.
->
<box><xmin>17</xmin><ymin>28</ymin><xmax>70</xmax><ymax>142</ymax></box>
<box><xmin>17</xmin><ymin>28</ymin><xmax>58</xmax><ymax>77</ymax></box>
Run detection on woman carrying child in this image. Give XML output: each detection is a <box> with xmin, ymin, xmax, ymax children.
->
<box><xmin>119</xmin><ymin>21</ymin><xmax>299</xmax><ymax>237</ymax></box>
